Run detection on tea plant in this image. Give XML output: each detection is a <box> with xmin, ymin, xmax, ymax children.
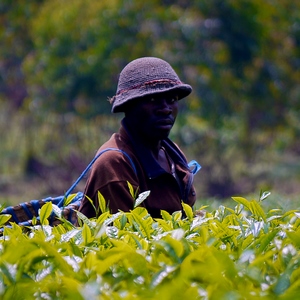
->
<box><xmin>1</xmin><ymin>192</ymin><xmax>300</xmax><ymax>299</ymax></box>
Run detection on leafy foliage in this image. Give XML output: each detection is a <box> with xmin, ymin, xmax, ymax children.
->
<box><xmin>1</xmin><ymin>193</ymin><xmax>300</xmax><ymax>299</ymax></box>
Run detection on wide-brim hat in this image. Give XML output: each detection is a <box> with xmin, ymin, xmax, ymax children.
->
<box><xmin>110</xmin><ymin>57</ymin><xmax>192</xmax><ymax>113</ymax></box>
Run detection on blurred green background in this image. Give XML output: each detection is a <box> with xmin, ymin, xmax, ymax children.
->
<box><xmin>1</xmin><ymin>0</ymin><xmax>300</xmax><ymax>208</ymax></box>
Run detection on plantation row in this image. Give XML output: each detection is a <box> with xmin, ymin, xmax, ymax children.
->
<box><xmin>0</xmin><ymin>193</ymin><xmax>300</xmax><ymax>299</ymax></box>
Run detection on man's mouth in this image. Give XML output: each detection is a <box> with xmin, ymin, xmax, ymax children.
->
<box><xmin>155</xmin><ymin>118</ymin><xmax>174</xmax><ymax>126</ymax></box>
<box><xmin>155</xmin><ymin>119</ymin><xmax>174</xmax><ymax>130</ymax></box>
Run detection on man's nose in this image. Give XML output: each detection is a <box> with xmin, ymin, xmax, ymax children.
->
<box><xmin>157</xmin><ymin>99</ymin><xmax>172</xmax><ymax>114</ymax></box>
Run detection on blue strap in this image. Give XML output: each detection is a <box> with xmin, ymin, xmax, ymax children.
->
<box><xmin>16</xmin><ymin>220</ymin><xmax>32</xmax><ymax>227</ymax></box>
<box><xmin>47</xmin><ymin>196</ymin><xmax>64</xmax><ymax>206</ymax></box>
<box><xmin>72</xmin><ymin>192</ymin><xmax>84</xmax><ymax>203</ymax></box>
<box><xmin>4</xmin><ymin>207</ymin><xmax>19</xmax><ymax>223</ymax></box>
<box><xmin>188</xmin><ymin>160</ymin><xmax>201</xmax><ymax>175</ymax></box>
<box><xmin>31</xmin><ymin>200</ymin><xmax>42</xmax><ymax>216</ymax></box>
<box><xmin>20</xmin><ymin>203</ymin><xmax>34</xmax><ymax>219</ymax></box>
<box><xmin>68</xmin><ymin>209</ymin><xmax>74</xmax><ymax>222</ymax></box>
<box><xmin>61</xmin><ymin>148</ymin><xmax>137</xmax><ymax>206</ymax></box>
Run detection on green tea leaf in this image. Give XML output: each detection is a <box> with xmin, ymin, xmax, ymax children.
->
<box><xmin>155</xmin><ymin>218</ymin><xmax>173</xmax><ymax>231</ymax></box>
<box><xmin>52</xmin><ymin>203</ymin><xmax>62</xmax><ymax>218</ymax></box>
<box><xmin>273</xmin><ymin>272</ymin><xmax>291</xmax><ymax>295</ymax></box>
<box><xmin>286</xmin><ymin>229</ymin><xmax>300</xmax><ymax>247</ymax></box>
<box><xmin>151</xmin><ymin>265</ymin><xmax>177</xmax><ymax>288</ymax></box>
<box><xmin>0</xmin><ymin>214</ymin><xmax>11</xmax><ymax>226</ymax></box>
<box><xmin>131</xmin><ymin>209</ymin><xmax>153</xmax><ymax>239</ymax></box>
<box><xmin>76</xmin><ymin>210</ymin><xmax>96</xmax><ymax>228</ymax></box>
<box><xmin>97</xmin><ymin>191</ymin><xmax>107</xmax><ymax>214</ymax></box>
<box><xmin>182</xmin><ymin>202</ymin><xmax>194</xmax><ymax>221</ymax></box>
<box><xmin>31</xmin><ymin>216</ymin><xmax>37</xmax><ymax>226</ymax></box>
<box><xmin>59</xmin><ymin>277</ymin><xmax>82</xmax><ymax>298</ymax></box>
<box><xmin>60</xmin><ymin>228</ymin><xmax>81</xmax><ymax>243</ymax></box>
<box><xmin>231</xmin><ymin>197</ymin><xmax>251</xmax><ymax>210</ymax></box>
<box><xmin>85</xmin><ymin>195</ymin><xmax>98</xmax><ymax>215</ymax></box>
<box><xmin>64</xmin><ymin>193</ymin><xmax>77</xmax><ymax>206</ymax></box>
<box><xmin>96</xmin><ymin>211</ymin><xmax>111</xmax><ymax>225</ymax></box>
<box><xmin>104</xmin><ymin>212</ymin><xmax>121</xmax><ymax>226</ymax></box>
<box><xmin>127</xmin><ymin>181</ymin><xmax>135</xmax><ymax>199</ymax></box>
<box><xmin>161</xmin><ymin>210</ymin><xmax>172</xmax><ymax>221</ymax></box>
<box><xmin>39</xmin><ymin>201</ymin><xmax>52</xmax><ymax>225</ymax></box>
<box><xmin>134</xmin><ymin>190</ymin><xmax>150</xmax><ymax>208</ymax></box>
<box><xmin>81</xmin><ymin>223</ymin><xmax>92</xmax><ymax>245</ymax></box>
<box><xmin>32</xmin><ymin>240</ymin><xmax>75</xmax><ymax>277</ymax></box>
<box><xmin>256</xmin><ymin>230</ymin><xmax>278</xmax><ymax>254</ymax></box>
<box><xmin>282</xmin><ymin>210</ymin><xmax>300</xmax><ymax>219</ymax></box>
<box><xmin>260</xmin><ymin>191</ymin><xmax>271</xmax><ymax>201</ymax></box>
<box><xmin>96</xmin><ymin>252</ymin><xmax>127</xmax><ymax>275</ymax></box>
<box><xmin>119</xmin><ymin>213</ymin><xmax>127</xmax><ymax>230</ymax></box>
<box><xmin>172</xmin><ymin>211</ymin><xmax>182</xmax><ymax>223</ymax></box>
<box><xmin>249</xmin><ymin>200</ymin><xmax>266</xmax><ymax>221</ymax></box>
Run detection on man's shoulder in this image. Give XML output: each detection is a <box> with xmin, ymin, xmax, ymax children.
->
<box><xmin>98</xmin><ymin>132</ymin><xmax>134</xmax><ymax>156</ymax></box>
<box><xmin>91</xmin><ymin>146</ymin><xmax>138</xmax><ymax>178</ymax></box>
<box><xmin>93</xmin><ymin>134</ymin><xmax>136</xmax><ymax>168</ymax></box>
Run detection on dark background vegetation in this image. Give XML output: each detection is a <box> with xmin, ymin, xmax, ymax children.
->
<box><xmin>1</xmin><ymin>0</ymin><xmax>300</xmax><ymax>207</ymax></box>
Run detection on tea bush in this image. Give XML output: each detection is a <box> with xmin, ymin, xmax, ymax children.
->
<box><xmin>1</xmin><ymin>192</ymin><xmax>300</xmax><ymax>299</ymax></box>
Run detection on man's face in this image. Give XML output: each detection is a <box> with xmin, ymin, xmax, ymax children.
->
<box><xmin>125</xmin><ymin>92</ymin><xmax>179</xmax><ymax>142</ymax></box>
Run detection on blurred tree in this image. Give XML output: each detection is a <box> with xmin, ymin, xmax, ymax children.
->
<box><xmin>23</xmin><ymin>0</ymin><xmax>300</xmax><ymax>130</ymax></box>
<box><xmin>23</xmin><ymin>0</ymin><xmax>164</xmax><ymax>116</ymax></box>
<box><xmin>0</xmin><ymin>0</ymin><xmax>44</xmax><ymax>109</ymax></box>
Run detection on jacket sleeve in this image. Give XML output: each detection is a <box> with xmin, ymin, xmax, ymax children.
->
<box><xmin>78</xmin><ymin>150</ymin><xmax>140</xmax><ymax>218</ymax></box>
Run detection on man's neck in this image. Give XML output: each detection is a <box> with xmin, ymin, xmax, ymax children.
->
<box><xmin>122</xmin><ymin>118</ymin><xmax>162</xmax><ymax>158</ymax></box>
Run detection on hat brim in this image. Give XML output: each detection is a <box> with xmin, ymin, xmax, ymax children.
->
<box><xmin>111</xmin><ymin>84</ymin><xmax>192</xmax><ymax>113</ymax></box>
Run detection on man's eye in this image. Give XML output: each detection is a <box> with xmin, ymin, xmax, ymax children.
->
<box><xmin>169</xmin><ymin>96</ymin><xmax>178</xmax><ymax>103</ymax></box>
<box><xmin>149</xmin><ymin>95</ymin><xmax>178</xmax><ymax>104</ymax></box>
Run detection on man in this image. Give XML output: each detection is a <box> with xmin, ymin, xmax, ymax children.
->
<box><xmin>78</xmin><ymin>57</ymin><xmax>198</xmax><ymax>219</ymax></box>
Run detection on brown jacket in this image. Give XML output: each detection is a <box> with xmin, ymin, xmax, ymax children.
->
<box><xmin>78</xmin><ymin>120</ymin><xmax>197</xmax><ymax>219</ymax></box>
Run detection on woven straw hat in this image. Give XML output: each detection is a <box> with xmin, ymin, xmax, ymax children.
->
<box><xmin>111</xmin><ymin>57</ymin><xmax>192</xmax><ymax>113</ymax></box>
